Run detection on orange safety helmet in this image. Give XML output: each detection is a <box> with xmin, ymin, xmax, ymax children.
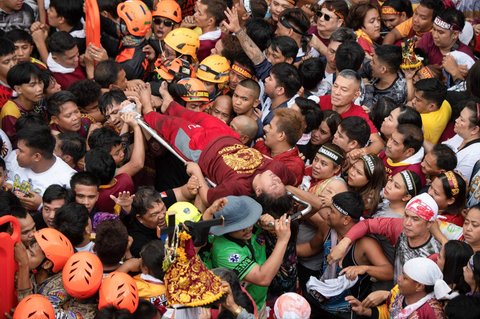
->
<box><xmin>13</xmin><ymin>294</ymin><xmax>55</xmax><ymax>319</ymax></box>
<box><xmin>34</xmin><ymin>228</ymin><xmax>74</xmax><ymax>273</ymax></box>
<box><xmin>62</xmin><ymin>252</ymin><xmax>103</xmax><ymax>299</ymax></box>
<box><xmin>117</xmin><ymin>0</ymin><xmax>152</xmax><ymax>37</ymax></box>
<box><xmin>152</xmin><ymin>0</ymin><xmax>182</xmax><ymax>23</ymax></box>
<box><xmin>164</xmin><ymin>28</ymin><xmax>200</xmax><ymax>61</ymax></box>
<box><xmin>99</xmin><ymin>272</ymin><xmax>139</xmax><ymax>313</ymax></box>
<box><xmin>156</xmin><ymin>57</ymin><xmax>194</xmax><ymax>82</ymax></box>
<box><xmin>196</xmin><ymin>55</ymin><xmax>231</xmax><ymax>84</ymax></box>
<box><xmin>177</xmin><ymin>78</ymin><xmax>210</xmax><ymax>102</ymax></box>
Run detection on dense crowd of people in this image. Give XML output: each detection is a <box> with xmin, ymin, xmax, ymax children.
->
<box><xmin>0</xmin><ymin>0</ymin><xmax>480</xmax><ymax>318</ymax></box>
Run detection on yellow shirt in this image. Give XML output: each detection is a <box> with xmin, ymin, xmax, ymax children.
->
<box><xmin>421</xmin><ymin>100</ymin><xmax>452</xmax><ymax>144</ymax></box>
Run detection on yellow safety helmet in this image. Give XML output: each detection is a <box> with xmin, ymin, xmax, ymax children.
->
<box><xmin>152</xmin><ymin>0</ymin><xmax>182</xmax><ymax>23</ymax></box>
<box><xmin>117</xmin><ymin>0</ymin><xmax>152</xmax><ymax>37</ymax></box>
<box><xmin>166</xmin><ymin>202</ymin><xmax>202</xmax><ymax>225</ymax></box>
<box><xmin>196</xmin><ymin>55</ymin><xmax>231</xmax><ymax>84</ymax></box>
<box><xmin>177</xmin><ymin>78</ymin><xmax>210</xmax><ymax>102</ymax></box>
<box><xmin>164</xmin><ymin>28</ymin><xmax>200</xmax><ymax>61</ymax></box>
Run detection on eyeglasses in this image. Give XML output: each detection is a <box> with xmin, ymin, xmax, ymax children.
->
<box><xmin>153</xmin><ymin>17</ymin><xmax>175</xmax><ymax>27</ymax></box>
<box><xmin>315</xmin><ymin>8</ymin><xmax>344</xmax><ymax>22</ymax></box>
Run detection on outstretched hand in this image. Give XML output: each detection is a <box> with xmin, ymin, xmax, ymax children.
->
<box><xmin>222</xmin><ymin>7</ymin><xmax>242</xmax><ymax>34</ymax></box>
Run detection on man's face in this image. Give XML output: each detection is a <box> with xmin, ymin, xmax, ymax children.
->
<box><xmin>264</xmin><ymin>115</ymin><xmax>281</xmax><ymax>148</ymax></box>
<box><xmin>110</xmin><ymin>144</ymin><xmax>125</xmax><ymax>166</ymax></box>
<box><xmin>386</xmin><ymin>130</ymin><xmax>408</xmax><ymax>162</ymax></box>
<box><xmin>371</xmin><ymin>53</ymin><xmax>384</xmax><ymax>78</ymax></box>
<box><xmin>42</xmin><ymin>199</ymin><xmax>65</xmax><ymax>228</ymax></box>
<box><xmin>47</xmin><ymin>6</ymin><xmax>61</xmax><ymax>27</ymax></box>
<box><xmin>316</xmin><ymin>7</ymin><xmax>343</xmax><ymax>36</ymax></box>
<box><xmin>264</xmin><ymin>72</ymin><xmax>280</xmax><ymax>98</ymax></box>
<box><xmin>252</xmin><ymin>169</ymin><xmax>286</xmax><ymax>198</ymax></box>
<box><xmin>18</xmin><ymin>214</ymin><xmax>36</xmax><ymax>246</ymax></box>
<box><xmin>421</xmin><ymin>151</ymin><xmax>441</xmax><ymax>176</ymax></box>
<box><xmin>269</xmin><ymin>0</ymin><xmax>293</xmax><ymax>22</ymax></box>
<box><xmin>15</xmin><ymin>76</ymin><xmax>44</xmax><ymax>103</ymax></box>
<box><xmin>52</xmin><ymin>102</ymin><xmax>82</xmax><ymax>132</ymax></box>
<box><xmin>16</xmin><ymin>140</ymin><xmax>36</xmax><ymax>168</ymax></box>
<box><xmin>275</xmin><ymin>20</ymin><xmax>291</xmax><ymax>37</ymax></box>
<box><xmin>152</xmin><ymin>16</ymin><xmax>176</xmax><ymax>41</ymax></box>
<box><xmin>137</xmin><ymin>201</ymin><xmax>166</xmax><ymax>229</ymax></box>
<box><xmin>53</xmin><ymin>46</ymin><xmax>79</xmax><ymax>69</ymax></box>
<box><xmin>2</xmin><ymin>0</ymin><xmax>23</xmax><ymax>12</ymax></box>
<box><xmin>412</xmin><ymin>5</ymin><xmax>433</xmax><ymax>33</ymax></box>
<box><xmin>326</xmin><ymin>206</ymin><xmax>347</xmax><ymax>229</ymax></box>
<box><xmin>232</xmin><ymin>85</ymin><xmax>257</xmax><ymax>115</ymax></box>
<box><xmin>194</xmin><ymin>2</ymin><xmax>211</xmax><ymax>29</ymax></box>
<box><xmin>113</xmin><ymin>69</ymin><xmax>128</xmax><ymax>91</ymax></box>
<box><xmin>382</xmin><ymin>13</ymin><xmax>405</xmax><ymax>30</ymax></box>
<box><xmin>0</xmin><ymin>53</ymin><xmax>17</xmax><ymax>81</ymax></box>
<box><xmin>333</xmin><ymin>125</ymin><xmax>355</xmax><ymax>153</ymax></box>
<box><xmin>229</xmin><ymin>225</ymin><xmax>254</xmax><ymax>241</ymax></box>
<box><xmin>403</xmin><ymin>208</ymin><xmax>429</xmax><ymax>240</ymax></box>
<box><xmin>432</xmin><ymin>24</ymin><xmax>456</xmax><ymax>49</ymax></box>
<box><xmin>331</xmin><ymin>76</ymin><xmax>359</xmax><ymax>108</ymax></box>
<box><xmin>211</xmin><ymin>101</ymin><xmax>233</xmax><ymax>124</ymax></box>
<box><xmin>14</xmin><ymin>41</ymin><xmax>34</xmax><ymax>63</ymax></box>
<box><xmin>229</xmin><ymin>69</ymin><xmax>248</xmax><ymax>91</ymax></box>
<box><xmin>185</xmin><ymin>101</ymin><xmax>206</xmax><ymax>112</ymax></box>
<box><xmin>265</xmin><ymin>46</ymin><xmax>289</xmax><ymax>65</ymax></box>
<box><xmin>325</xmin><ymin>40</ymin><xmax>341</xmax><ymax>70</ymax></box>
<box><xmin>74</xmin><ymin>184</ymin><xmax>99</xmax><ymax>212</ymax></box>
<box><xmin>397</xmin><ymin>272</ymin><xmax>420</xmax><ymax>296</ymax></box>
<box><xmin>105</xmin><ymin>102</ymin><xmax>124</xmax><ymax>131</ymax></box>
<box><xmin>412</xmin><ymin>90</ymin><xmax>438</xmax><ymax>114</ymax></box>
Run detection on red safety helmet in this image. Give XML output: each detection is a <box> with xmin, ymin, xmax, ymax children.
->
<box><xmin>62</xmin><ymin>252</ymin><xmax>103</xmax><ymax>299</ymax></box>
<box><xmin>13</xmin><ymin>294</ymin><xmax>55</xmax><ymax>319</ymax></box>
<box><xmin>34</xmin><ymin>228</ymin><xmax>74</xmax><ymax>273</ymax></box>
<box><xmin>117</xmin><ymin>0</ymin><xmax>152</xmax><ymax>37</ymax></box>
<box><xmin>99</xmin><ymin>272</ymin><xmax>139</xmax><ymax>313</ymax></box>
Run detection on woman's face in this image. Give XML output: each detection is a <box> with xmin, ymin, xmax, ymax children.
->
<box><xmin>383</xmin><ymin>173</ymin><xmax>409</xmax><ymax>202</ymax></box>
<box><xmin>464</xmin><ymin>208</ymin><xmax>480</xmax><ymax>248</ymax></box>
<box><xmin>347</xmin><ymin>160</ymin><xmax>369</xmax><ymax>188</ymax></box>
<box><xmin>463</xmin><ymin>257</ymin><xmax>477</xmax><ymax>292</ymax></box>
<box><xmin>427</xmin><ymin>177</ymin><xmax>452</xmax><ymax>210</ymax></box>
<box><xmin>310</xmin><ymin>121</ymin><xmax>333</xmax><ymax>145</ymax></box>
<box><xmin>381</xmin><ymin>107</ymin><xmax>400</xmax><ymax>138</ymax></box>
<box><xmin>454</xmin><ymin>107</ymin><xmax>476</xmax><ymax>139</ymax></box>
<box><xmin>312</xmin><ymin>154</ymin><xmax>338</xmax><ymax>180</ymax></box>
<box><xmin>362</xmin><ymin>8</ymin><xmax>381</xmax><ymax>40</ymax></box>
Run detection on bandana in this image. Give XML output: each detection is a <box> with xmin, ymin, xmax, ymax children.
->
<box><xmin>362</xmin><ymin>154</ymin><xmax>375</xmax><ymax>177</ymax></box>
<box><xmin>444</xmin><ymin>171</ymin><xmax>459</xmax><ymax>196</ymax></box>
<box><xmin>332</xmin><ymin>200</ymin><xmax>349</xmax><ymax>216</ymax></box>
<box><xmin>417</xmin><ymin>66</ymin><xmax>434</xmax><ymax>79</ymax></box>
<box><xmin>381</xmin><ymin>6</ymin><xmax>400</xmax><ymax>15</ymax></box>
<box><xmin>434</xmin><ymin>16</ymin><xmax>461</xmax><ymax>31</ymax></box>
<box><xmin>400</xmin><ymin>170</ymin><xmax>417</xmax><ymax>197</ymax></box>
<box><xmin>232</xmin><ymin>63</ymin><xmax>254</xmax><ymax>79</ymax></box>
<box><xmin>405</xmin><ymin>193</ymin><xmax>438</xmax><ymax>221</ymax></box>
<box><xmin>317</xmin><ymin>145</ymin><xmax>344</xmax><ymax>166</ymax></box>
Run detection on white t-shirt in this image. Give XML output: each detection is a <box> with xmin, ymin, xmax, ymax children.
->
<box><xmin>443</xmin><ymin>134</ymin><xmax>480</xmax><ymax>183</ymax></box>
<box><xmin>5</xmin><ymin>151</ymin><xmax>76</xmax><ymax>196</ymax></box>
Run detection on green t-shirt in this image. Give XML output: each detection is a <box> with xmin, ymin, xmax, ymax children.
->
<box><xmin>210</xmin><ymin>233</ymin><xmax>267</xmax><ymax>309</ymax></box>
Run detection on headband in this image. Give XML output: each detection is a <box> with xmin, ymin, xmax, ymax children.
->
<box><xmin>318</xmin><ymin>145</ymin><xmax>344</xmax><ymax>166</ymax></box>
<box><xmin>417</xmin><ymin>66</ymin><xmax>434</xmax><ymax>80</ymax></box>
<box><xmin>362</xmin><ymin>154</ymin><xmax>375</xmax><ymax>177</ymax></box>
<box><xmin>322</xmin><ymin>4</ymin><xmax>345</xmax><ymax>21</ymax></box>
<box><xmin>444</xmin><ymin>171</ymin><xmax>459</xmax><ymax>196</ymax></box>
<box><xmin>469</xmin><ymin>255</ymin><xmax>476</xmax><ymax>272</ymax></box>
<box><xmin>232</xmin><ymin>63</ymin><xmax>254</xmax><ymax>79</ymax></box>
<box><xmin>286</xmin><ymin>0</ymin><xmax>296</xmax><ymax>6</ymax></box>
<box><xmin>243</xmin><ymin>0</ymin><xmax>252</xmax><ymax>15</ymax></box>
<box><xmin>400</xmin><ymin>170</ymin><xmax>416</xmax><ymax>196</ymax></box>
<box><xmin>434</xmin><ymin>16</ymin><xmax>461</xmax><ymax>31</ymax></box>
<box><xmin>332</xmin><ymin>200</ymin><xmax>349</xmax><ymax>216</ymax></box>
<box><xmin>405</xmin><ymin>193</ymin><xmax>438</xmax><ymax>222</ymax></box>
<box><xmin>381</xmin><ymin>6</ymin><xmax>401</xmax><ymax>15</ymax></box>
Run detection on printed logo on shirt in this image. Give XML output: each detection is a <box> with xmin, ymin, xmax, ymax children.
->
<box><xmin>228</xmin><ymin>253</ymin><xmax>241</xmax><ymax>263</ymax></box>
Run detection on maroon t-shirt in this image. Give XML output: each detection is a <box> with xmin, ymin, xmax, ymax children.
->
<box><xmin>96</xmin><ymin>173</ymin><xmax>135</xmax><ymax>214</ymax></box>
<box><xmin>379</xmin><ymin>150</ymin><xmax>426</xmax><ymax>186</ymax></box>
<box><xmin>53</xmin><ymin>65</ymin><xmax>86</xmax><ymax>90</ymax></box>
<box><xmin>416</xmin><ymin>32</ymin><xmax>474</xmax><ymax>66</ymax></box>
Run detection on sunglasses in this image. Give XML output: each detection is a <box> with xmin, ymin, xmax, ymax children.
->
<box><xmin>315</xmin><ymin>9</ymin><xmax>344</xmax><ymax>22</ymax></box>
<box><xmin>153</xmin><ymin>17</ymin><xmax>175</xmax><ymax>27</ymax></box>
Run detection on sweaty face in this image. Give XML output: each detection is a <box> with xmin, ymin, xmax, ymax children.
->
<box><xmin>74</xmin><ymin>184</ymin><xmax>99</xmax><ymax>212</ymax></box>
<box><xmin>361</xmin><ymin>9</ymin><xmax>381</xmax><ymax>40</ymax></box>
<box><xmin>412</xmin><ymin>5</ymin><xmax>433</xmax><ymax>33</ymax></box>
<box><xmin>52</xmin><ymin>102</ymin><xmax>82</xmax><ymax>132</ymax></box>
<box><xmin>331</xmin><ymin>76</ymin><xmax>360</xmax><ymax>108</ymax></box>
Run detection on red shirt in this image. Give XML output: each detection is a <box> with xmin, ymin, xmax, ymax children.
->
<box><xmin>0</xmin><ymin>83</ymin><xmax>13</xmax><ymax>109</ymax></box>
<box><xmin>96</xmin><ymin>173</ymin><xmax>135</xmax><ymax>214</ymax></box>
<box><xmin>379</xmin><ymin>150</ymin><xmax>426</xmax><ymax>186</ymax></box>
<box><xmin>319</xmin><ymin>95</ymin><xmax>378</xmax><ymax>134</ymax></box>
<box><xmin>53</xmin><ymin>65</ymin><xmax>86</xmax><ymax>90</ymax></box>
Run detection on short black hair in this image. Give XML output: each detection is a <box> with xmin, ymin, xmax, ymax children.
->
<box><xmin>85</xmin><ymin>149</ymin><xmax>116</xmax><ymax>185</ymax></box>
<box><xmin>97</xmin><ymin>0</ymin><xmax>121</xmax><ymax>19</ymax></box>
<box><xmin>397</xmin><ymin>124</ymin><xmax>424</xmax><ymax>153</ymax></box>
<box><xmin>371</xmin><ymin>96</ymin><xmax>397</xmax><ymax>132</ymax></box>
<box><xmin>14</xmin><ymin>113</ymin><xmax>48</xmax><ymax>134</ymax></box>
<box><xmin>299</xmin><ymin>57</ymin><xmax>325</xmax><ymax>92</ymax></box>
<box><xmin>269</xmin><ymin>36</ymin><xmax>298</xmax><ymax>61</ymax></box>
<box><xmin>50</xmin><ymin>0</ymin><xmax>84</xmax><ymax>27</ymax></box>
<box><xmin>332</xmin><ymin>191</ymin><xmax>364</xmax><ymax>221</ymax></box>
<box><xmin>46</xmin><ymin>91</ymin><xmax>77</xmax><ymax>117</ymax></box>
<box><xmin>70</xmin><ymin>171</ymin><xmax>100</xmax><ymax>189</ymax></box>
<box><xmin>5</xmin><ymin>29</ymin><xmax>34</xmax><ymax>45</ymax></box>
<box><xmin>445</xmin><ymin>295</ymin><xmax>480</xmax><ymax>319</ymax></box>
<box><xmin>0</xmin><ymin>37</ymin><xmax>15</xmax><ymax>57</ymax></box>
<box><xmin>94</xmin><ymin>60</ymin><xmax>123</xmax><ymax>89</ymax></box>
<box><xmin>131</xmin><ymin>186</ymin><xmax>164</xmax><ymax>217</ymax></box>
<box><xmin>245</xmin><ymin>18</ymin><xmax>273</xmax><ymax>52</ymax></box>
<box><xmin>430</xmin><ymin>144</ymin><xmax>457</xmax><ymax>171</ymax></box>
<box><xmin>270</xmin><ymin>62</ymin><xmax>302</xmax><ymax>99</ymax></box>
<box><xmin>340</xmin><ymin>116</ymin><xmax>371</xmax><ymax>147</ymax></box>
<box><xmin>335</xmin><ymin>41</ymin><xmax>366</xmax><ymax>72</ymax></box>
<box><xmin>54</xmin><ymin>202</ymin><xmax>89</xmax><ymax>247</ymax></box>
<box><xmin>414</xmin><ymin>78</ymin><xmax>447</xmax><ymax>108</ymax></box>
<box><xmin>255</xmin><ymin>192</ymin><xmax>293</xmax><ymax>217</ymax></box>
<box><xmin>88</xmin><ymin>126</ymin><xmax>122</xmax><ymax>151</ymax></box>
<box><xmin>95</xmin><ymin>219</ymin><xmax>129</xmax><ymax>266</ymax></box>
<box><xmin>395</xmin><ymin>105</ymin><xmax>423</xmax><ymax>128</ymax></box>
<box><xmin>294</xmin><ymin>97</ymin><xmax>323</xmax><ymax>133</ymax></box>
<box><xmin>419</xmin><ymin>0</ymin><xmax>445</xmax><ymax>20</ymax></box>
<box><xmin>43</xmin><ymin>184</ymin><xmax>71</xmax><ymax>204</ymax></box>
<box><xmin>58</xmin><ymin>132</ymin><xmax>86</xmax><ymax>163</ymax></box>
<box><xmin>17</xmin><ymin>126</ymin><xmax>56</xmax><ymax>160</ymax></box>
<box><xmin>6</xmin><ymin>62</ymin><xmax>44</xmax><ymax>89</ymax></box>
<box><xmin>68</xmin><ymin>79</ymin><xmax>102</xmax><ymax>110</ymax></box>
<box><xmin>140</xmin><ymin>240</ymin><xmax>165</xmax><ymax>280</ymax></box>
<box><xmin>375</xmin><ymin>45</ymin><xmax>402</xmax><ymax>73</ymax></box>
<box><xmin>330</xmin><ymin>27</ymin><xmax>357</xmax><ymax>43</ymax></box>
<box><xmin>98</xmin><ymin>89</ymin><xmax>127</xmax><ymax>115</ymax></box>
<box><xmin>199</xmin><ymin>0</ymin><xmax>227</xmax><ymax>26</ymax></box>
<box><xmin>47</xmin><ymin>31</ymin><xmax>76</xmax><ymax>54</ymax></box>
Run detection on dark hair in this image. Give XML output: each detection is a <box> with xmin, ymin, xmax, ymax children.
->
<box><xmin>270</xmin><ymin>62</ymin><xmax>301</xmax><ymax>99</ymax></box>
<box><xmin>9</xmin><ymin>205</ymin><xmax>28</xmax><ymax>219</ymax></box>
<box><xmin>85</xmin><ymin>149</ymin><xmax>116</xmax><ymax>185</ymax></box>
<box><xmin>321</xmin><ymin>110</ymin><xmax>342</xmax><ymax>140</ymax></box>
<box><xmin>98</xmin><ymin>89</ymin><xmax>128</xmax><ymax>116</ymax></box>
<box><xmin>140</xmin><ymin>240</ymin><xmax>165</xmax><ymax>280</ymax></box>
<box><xmin>442</xmin><ymin>240</ymin><xmax>473</xmax><ymax>293</ymax></box>
<box><xmin>95</xmin><ymin>307</ymin><xmax>132</xmax><ymax>319</ymax></box>
<box><xmin>68</xmin><ymin>79</ymin><xmax>102</xmax><ymax>110</ymax></box>
<box><xmin>14</xmin><ymin>113</ymin><xmax>47</xmax><ymax>133</ymax></box>
<box><xmin>340</xmin><ymin>116</ymin><xmax>371</xmax><ymax>148</ymax></box>
<box><xmin>245</xmin><ymin>18</ymin><xmax>273</xmax><ymax>52</ymax></box>
<box><xmin>335</xmin><ymin>41</ymin><xmax>366</xmax><ymax>71</ymax></box>
<box><xmin>133</xmin><ymin>300</ymin><xmax>158</xmax><ymax>319</ymax></box>
<box><xmin>329</xmin><ymin>27</ymin><xmax>357</xmax><ymax>43</ymax></box>
<box><xmin>419</xmin><ymin>0</ymin><xmax>444</xmax><ymax>20</ymax></box>
<box><xmin>238</xmin><ymin>78</ymin><xmax>260</xmax><ymax>98</ymax></box>
<box><xmin>269</xmin><ymin>36</ymin><xmax>298</xmax><ymax>61</ymax></box>
<box><xmin>0</xmin><ymin>37</ymin><xmax>15</xmax><ymax>57</ymax></box>
<box><xmin>94</xmin><ymin>60</ymin><xmax>123</xmax><ymax>89</ymax></box>
<box><xmin>299</xmin><ymin>57</ymin><xmax>325</xmax><ymax>92</ymax></box>
<box><xmin>95</xmin><ymin>219</ymin><xmax>129</xmax><ymax>266</ymax></box>
<box><xmin>347</xmin><ymin>3</ymin><xmax>379</xmax><ymax>31</ymax></box>
<box><xmin>278</xmin><ymin>8</ymin><xmax>310</xmax><ymax>51</ymax></box>
<box><xmin>199</xmin><ymin>0</ymin><xmax>226</xmax><ymax>26</ymax></box>
<box><xmin>468</xmin><ymin>252</ymin><xmax>480</xmax><ymax>293</ymax></box>
<box><xmin>17</xmin><ymin>126</ymin><xmax>55</xmax><ymax>160</ymax></box>
<box><xmin>231</xmin><ymin>52</ymin><xmax>255</xmax><ymax>77</ymax></box>
<box><xmin>218</xmin><ymin>34</ymin><xmax>242</xmax><ymax>63</ymax></box>
<box><xmin>436</xmin><ymin>171</ymin><xmax>467</xmax><ymax>215</ymax></box>
<box><xmin>43</xmin><ymin>184</ymin><xmax>71</xmax><ymax>204</ymax></box>
<box><xmin>294</xmin><ymin>97</ymin><xmax>323</xmax><ymax>133</ymax></box>
<box><xmin>375</xmin><ymin>45</ymin><xmax>402</xmax><ymax>73</ymax></box>
<box><xmin>5</xmin><ymin>29</ymin><xmax>34</xmax><ymax>45</ymax></box>
<box><xmin>464</xmin><ymin>100</ymin><xmax>480</xmax><ymax>129</ymax></box>
<box><xmin>250</xmin><ymin>0</ymin><xmax>268</xmax><ymax>18</ymax></box>
<box><xmin>97</xmin><ymin>0</ymin><xmax>121</xmax><ymax>19</ymax></box>
<box><xmin>88</xmin><ymin>126</ymin><xmax>122</xmax><ymax>151</ymax></box>
<box><xmin>445</xmin><ymin>295</ymin><xmax>480</xmax><ymax>319</ymax></box>
<box><xmin>354</xmin><ymin>154</ymin><xmax>386</xmax><ymax>214</ymax></box>
<box><xmin>319</xmin><ymin>0</ymin><xmax>349</xmax><ymax>23</ymax></box>
<box><xmin>332</xmin><ymin>191</ymin><xmax>365</xmax><ymax>221</ymax></box>
<box><xmin>54</xmin><ymin>202</ymin><xmax>89</xmax><ymax>247</ymax></box>
<box><xmin>255</xmin><ymin>192</ymin><xmax>294</xmax><ymax>217</ymax></box>
<box><xmin>46</xmin><ymin>91</ymin><xmax>77</xmax><ymax>117</ymax></box>
<box><xmin>212</xmin><ymin>268</ymin><xmax>255</xmax><ymax>316</ymax></box>
<box><xmin>50</xmin><ymin>0</ymin><xmax>84</xmax><ymax>27</ymax></box>
<box><xmin>47</xmin><ymin>31</ymin><xmax>77</xmax><ymax>54</ymax></box>
<box><xmin>0</xmin><ymin>157</ymin><xmax>5</xmax><ymax>171</ymax></box>
<box><xmin>437</xmin><ymin>7</ymin><xmax>465</xmax><ymax>31</ymax></box>
<box><xmin>58</xmin><ymin>132</ymin><xmax>86</xmax><ymax>163</ymax></box>
<box><xmin>381</xmin><ymin>0</ymin><xmax>413</xmax><ymax>17</ymax></box>
<box><xmin>131</xmin><ymin>186</ymin><xmax>164</xmax><ymax>217</ymax></box>
<box><xmin>414</xmin><ymin>78</ymin><xmax>447</xmax><ymax>109</ymax></box>
<box><xmin>371</xmin><ymin>96</ymin><xmax>397</xmax><ymax>132</ymax></box>
<box><xmin>396</xmin><ymin>105</ymin><xmax>423</xmax><ymax>128</ymax></box>
<box><xmin>466</xmin><ymin>61</ymin><xmax>480</xmax><ymax>99</ymax></box>
<box><xmin>430</xmin><ymin>144</ymin><xmax>457</xmax><ymax>172</ymax></box>
<box><xmin>396</xmin><ymin>124</ymin><xmax>424</xmax><ymax>153</ymax></box>
<box><xmin>70</xmin><ymin>171</ymin><xmax>100</xmax><ymax>189</ymax></box>
<box><xmin>6</xmin><ymin>62</ymin><xmax>44</xmax><ymax>89</ymax></box>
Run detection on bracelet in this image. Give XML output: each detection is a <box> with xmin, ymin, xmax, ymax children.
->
<box><xmin>232</xmin><ymin>306</ymin><xmax>243</xmax><ymax>317</ymax></box>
